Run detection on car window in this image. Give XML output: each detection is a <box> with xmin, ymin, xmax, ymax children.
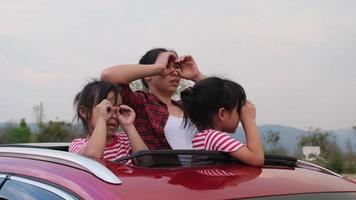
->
<box><xmin>0</xmin><ymin>174</ymin><xmax>6</xmax><ymax>191</ymax></box>
<box><xmin>0</xmin><ymin>176</ymin><xmax>78</xmax><ymax>200</ymax></box>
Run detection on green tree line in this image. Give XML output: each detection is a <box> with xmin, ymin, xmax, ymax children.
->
<box><xmin>264</xmin><ymin>128</ymin><xmax>356</xmax><ymax>174</ymax></box>
<box><xmin>0</xmin><ymin>119</ymin><xmax>84</xmax><ymax>144</ymax></box>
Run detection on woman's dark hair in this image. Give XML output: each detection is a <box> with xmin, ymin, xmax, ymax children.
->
<box><xmin>139</xmin><ymin>48</ymin><xmax>177</xmax><ymax>89</ymax></box>
<box><xmin>74</xmin><ymin>80</ymin><xmax>119</xmax><ymax>134</ymax></box>
<box><xmin>181</xmin><ymin>77</ymin><xmax>246</xmax><ymax>131</ymax></box>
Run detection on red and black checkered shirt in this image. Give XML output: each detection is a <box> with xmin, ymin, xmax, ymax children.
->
<box><xmin>120</xmin><ymin>85</ymin><xmax>180</xmax><ymax>150</ymax></box>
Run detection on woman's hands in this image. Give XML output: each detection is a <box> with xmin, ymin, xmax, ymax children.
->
<box><xmin>177</xmin><ymin>55</ymin><xmax>205</xmax><ymax>82</ymax></box>
<box><xmin>155</xmin><ymin>53</ymin><xmax>205</xmax><ymax>82</ymax></box>
<box><xmin>155</xmin><ymin>52</ymin><xmax>178</xmax><ymax>76</ymax></box>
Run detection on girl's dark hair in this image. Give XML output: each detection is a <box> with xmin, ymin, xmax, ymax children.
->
<box><xmin>74</xmin><ymin>80</ymin><xmax>119</xmax><ymax>134</ymax></box>
<box><xmin>181</xmin><ymin>77</ymin><xmax>246</xmax><ymax>131</ymax></box>
<box><xmin>139</xmin><ymin>48</ymin><xmax>177</xmax><ymax>89</ymax></box>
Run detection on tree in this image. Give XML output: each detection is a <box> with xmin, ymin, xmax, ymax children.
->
<box><xmin>298</xmin><ymin>128</ymin><xmax>339</xmax><ymax>157</ymax></box>
<box><xmin>8</xmin><ymin>119</ymin><xmax>32</xmax><ymax>143</ymax></box>
<box><xmin>173</xmin><ymin>79</ymin><xmax>193</xmax><ymax>100</ymax></box>
<box><xmin>129</xmin><ymin>80</ymin><xmax>144</xmax><ymax>91</ymax></box>
<box><xmin>36</xmin><ymin>121</ymin><xmax>75</xmax><ymax>142</ymax></box>
<box><xmin>263</xmin><ymin>130</ymin><xmax>280</xmax><ymax>146</ymax></box>
<box><xmin>129</xmin><ymin>78</ymin><xmax>193</xmax><ymax>100</ymax></box>
<box><xmin>298</xmin><ymin>128</ymin><xmax>344</xmax><ymax>173</ymax></box>
<box><xmin>263</xmin><ymin>130</ymin><xmax>288</xmax><ymax>155</ymax></box>
<box><xmin>0</xmin><ymin>121</ymin><xmax>17</xmax><ymax>144</ymax></box>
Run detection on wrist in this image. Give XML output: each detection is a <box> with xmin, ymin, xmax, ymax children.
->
<box><xmin>121</xmin><ymin>124</ymin><xmax>136</xmax><ymax>132</ymax></box>
<box><xmin>152</xmin><ymin>63</ymin><xmax>165</xmax><ymax>73</ymax></box>
<box><xmin>241</xmin><ymin>119</ymin><xmax>256</xmax><ymax>127</ymax></box>
<box><xmin>192</xmin><ymin>73</ymin><xmax>206</xmax><ymax>82</ymax></box>
<box><xmin>97</xmin><ymin>117</ymin><xmax>107</xmax><ymax>124</ymax></box>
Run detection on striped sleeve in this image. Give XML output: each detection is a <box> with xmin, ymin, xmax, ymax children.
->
<box><xmin>205</xmin><ymin>130</ymin><xmax>244</xmax><ymax>152</ymax></box>
<box><xmin>69</xmin><ymin>138</ymin><xmax>87</xmax><ymax>153</ymax></box>
<box><xmin>192</xmin><ymin>133</ymin><xmax>206</xmax><ymax>149</ymax></box>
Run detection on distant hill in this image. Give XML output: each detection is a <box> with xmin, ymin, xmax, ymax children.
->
<box><xmin>1</xmin><ymin>122</ymin><xmax>355</xmax><ymax>153</ymax></box>
<box><xmin>331</xmin><ymin>128</ymin><xmax>356</xmax><ymax>152</ymax></box>
<box><xmin>233</xmin><ymin>124</ymin><xmax>356</xmax><ymax>155</ymax></box>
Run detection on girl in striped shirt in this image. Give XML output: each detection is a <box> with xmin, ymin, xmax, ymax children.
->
<box><xmin>69</xmin><ymin>80</ymin><xmax>148</xmax><ymax>162</ymax></box>
<box><xmin>181</xmin><ymin>77</ymin><xmax>264</xmax><ymax>166</ymax></box>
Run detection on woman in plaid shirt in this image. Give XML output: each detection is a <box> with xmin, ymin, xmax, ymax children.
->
<box><xmin>101</xmin><ymin>48</ymin><xmax>205</xmax><ymax>150</ymax></box>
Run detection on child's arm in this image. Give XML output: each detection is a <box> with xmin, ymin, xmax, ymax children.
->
<box><xmin>101</xmin><ymin>52</ymin><xmax>178</xmax><ymax>84</ymax></box>
<box><xmin>230</xmin><ymin>101</ymin><xmax>264</xmax><ymax>166</ymax></box>
<box><xmin>78</xmin><ymin>100</ymin><xmax>112</xmax><ymax>159</ymax></box>
<box><xmin>117</xmin><ymin>105</ymin><xmax>148</xmax><ymax>152</ymax></box>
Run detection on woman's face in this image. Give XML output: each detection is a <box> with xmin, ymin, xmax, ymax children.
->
<box><xmin>148</xmin><ymin>52</ymin><xmax>181</xmax><ymax>95</ymax></box>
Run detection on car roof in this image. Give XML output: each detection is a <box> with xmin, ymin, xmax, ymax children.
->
<box><xmin>0</xmin><ymin>145</ymin><xmax>355</xmax><ymax>199</ymax></box>
<box><xmin>103</xmin><ymin>151</ymin><xmax>356</xmax><ymax>199</ymax></box>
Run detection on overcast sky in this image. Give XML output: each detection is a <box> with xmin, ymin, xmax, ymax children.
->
<box><xmin>1</xmin><ymin>0</ymin><xmax>355</xmax><ymax>130</ymax></box>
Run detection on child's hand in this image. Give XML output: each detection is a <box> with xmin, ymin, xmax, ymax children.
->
<box><xmin>155</xmin><ymin>52</ymin><xmax>177</xmax><ymax>75</ymax></box>
<box><xmin>177</xmin><ymin>55</ymin><xmax>204</xmax><ymax>82</ymax></box>
<box><xmin>95</xmin><ymin>99</ymin><xmax>113</xmax><ymax>121</ymax></box>
<box><xmin>116</xmin><ymin>105</ymin><xmax>136</xmax><ymax>127</ymax></box>
<box><xmin>240</xmin><ymin>101</ymin><xmax>256</xmax><ymax>124</ymax></box>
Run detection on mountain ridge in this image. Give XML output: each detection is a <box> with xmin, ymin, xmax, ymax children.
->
<box><xmin>1</xmin><ymin>122</ymin><xmax>355</xmax><ymax>154</ymax></box>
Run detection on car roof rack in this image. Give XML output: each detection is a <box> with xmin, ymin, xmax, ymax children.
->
<box><xmin>296</xmin><ymin>160</ymin><xmax>342</xmax><ymax>177</ymax></box>
<box><xmin>114</xmin><ymin>150</ymin><xmax>297</xmax><ymax>168</ymax></box>
<box><xmin>0</xmin><ymin>143</ymin><xmax>70</xmax><ymax>151</ymax></box>
<box><xmin>0</xmin><ymin>147</ymin><xmax>121</xmax><ymax>185</ymax></box>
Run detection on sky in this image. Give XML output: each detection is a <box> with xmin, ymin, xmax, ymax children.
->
<box><xmin>0</xmin><ymin>0</ymin><xmax>355</xmax><ymax>130</ymax></box>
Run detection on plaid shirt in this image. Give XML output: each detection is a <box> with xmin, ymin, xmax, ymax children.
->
<box><xmin>120</xmin><ymin>85</ymin><xmax>180</xmax><ymax>150</ymax></box>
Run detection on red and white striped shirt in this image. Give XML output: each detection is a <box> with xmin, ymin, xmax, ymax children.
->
<box><xmin>69</xmin><ymin>132</ymin><xmax>132</xmax><ymax>161</ymax></box>
<box><xmin>192</xmin><ymin>129</ymin><xmax>244</xmax><ymax>152</ymax></box>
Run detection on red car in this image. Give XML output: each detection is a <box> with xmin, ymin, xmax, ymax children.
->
<box><xmin>0</xmin><ymin>143</ymin><xmax>355</xmax><ymax>200</ymax></box>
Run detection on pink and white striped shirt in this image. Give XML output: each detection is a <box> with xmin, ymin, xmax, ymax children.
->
<box><xmin>192</xmin><ymin>129</ymin><xmax>244</xmax><ymax>152</ymax></box>
<box><xmin>69</xmin><ymin>132</ymin><xmax>132</xmax><ymax>161</ymax></box>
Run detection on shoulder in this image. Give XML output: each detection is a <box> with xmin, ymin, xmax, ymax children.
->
<box><xmin>204</xmin><ymin>130</ymin><xmax>239</xmax><ymax>142</ymax></box>
<box><xmin>69</xmin><ymin>138</ymin><xmax>87</xmax><ymax>152</ymax></box>
<box><xmin>204</xmin><ymin>129</ymin><xmax>226</xmax><ymax>137</ymax></box>
<box><xmin>120</xmin><ymin>84</ymin><xmax>156</xmax><ymax>102</ymax></box>
<box><xmin>70</xmin><ymin>138</ymin><xmax>87</xmax><ymax>144</ymax></box>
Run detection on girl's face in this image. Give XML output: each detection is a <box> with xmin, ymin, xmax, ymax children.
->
<box><xmin>223</xmin><ymin>106</ymin><xmax>240</xmax><ymax>133</ymax></box>
<box><xmin>89</xmin><ymin>91</ymin><xmax>121</xmax><ymax>137</ymax></box>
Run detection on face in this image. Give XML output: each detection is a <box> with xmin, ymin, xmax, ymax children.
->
<box><xmin>89</xmin><ymin>91</ymin><xmax>120</xmax><ymax>137</ymax></box>
<box><xmin>223</xmin><ymin>106</ymin><xmax>240</xmax><ymax>133</ymax></box>
<box><xmin>148</xmin><ymin>52</ymin><xmax>181</xmax><ymax>95</ymax></box>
